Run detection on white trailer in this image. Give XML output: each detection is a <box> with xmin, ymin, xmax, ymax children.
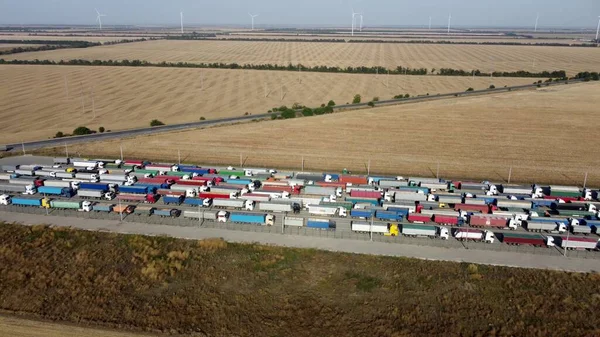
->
<box><xmin>409</xmin><ymin>177</ymin><xmax>440</xmax><ymax>185</ymax></box>
<box><xmin>34</xmin><ymin>170</ymin><xmax>56</xmax><ymax>178</ymax></box>
<box><xmin>307</xmin><ymin>205</ymin><xmax>347</xmax><ymax>217</ymax></box>
<box><xmin>401</xmin><ymin>224</ymin><xmax>450</xmax><ymax>240</ymax></box>
<box><xmin>43</xmin><ymin>180</ymin><xmax>74</xmax><ymax>189</ymax></box>
<box><xmin>183</xmin><ymin>210</ymin><xmax>219</xmax><ymax>221</ymax></box>
<box><xmin>239</xmin><ymin>193</ymin><xmax>271</xmax><ymax>202</ymax></box>
<box><xmin>382</xmin><ymin>203</ymin><xmax>415</xmax><ymax>213</ymax></box>
<box><xmin>379</xmin><ymin>180</ymin><xmax>409</xmax><ymax>188</ymax></box>
<box><xmin>73</xmin><ymin>161</ymin><xmax>100</xmax><ymax>169</ymax></box>
<box><xmin>77</xmin><ymin>189</ymin><xmax>115</xmax><ymax>200</ymax></box>
<box><xmin>351</xmin><ymin>221</ymin><xmax>390</xmax><ymax>234</ymax></box>
<box><xmin>74</xmin><ymin>173</ymin><xmax>99</xmax><ymax>181</ymax></box>
<box><xmin>496</xmin><ymin>200</ymin><xmax>533</xmax><ymax>209</ymax></box>
<box><xmin>304</xmin><ymin>185</ymin><xmax>342</xmax><ymax>197</ymax></box>
<box><xmin>502</xmin><ymin>185</ymin><xmax>533</xmax><ymax>195</ymax></box>
<box><xmin>436</xmin><ymin>195</ymin><xmax>463</xmax><ymax>204</ymax></box>
<box><xmin>526</xmin><ymin>221</ymin><xmax>567</xmax><ymax>233</ymax></box>
<box><xmin>15</xmin><ymin>169</ymin><xmax>35</xmax><ymax>176</ymax></box>
<box><xmin>420</xmin><ymin>182</ymin><xmax>448</xmax><ymax>191</ymax></box>
<box><xmin>284</xmin><ymin>217</ymin><xmax>304</xmax><ymax>227</ymax></box>
<box><xmin>170</xmin><ymin>184</ymin><xmax>209</xmax><ymax>194</ymax></box>
<box><xmin>101</xmin><ymin>173</ymin><xmax>135</xmax><ymax>183</ymax></box>
<box><xmin>393</xmin><ymin>191</ymin><xmax>427</xmax><ymax>202</ymax></box>
<box><xmin>213</xmin><ymin>199</ymin><xmax>254</xmax><ymax>210</ymax></box>
<box><xmin>453</xmin><ymin>229</ymin><xmax>495</xmax><ymax>243</ymax></box>
<box><xmin>550</xmin><ymin>237</ymin><xmax>599</xmax><ymax>250</ymax></box>
<box><xmin>421</xmin><ymin>209</ymin><xmax>467</xmax><ymax>220</ymax></box>
<box><xmin>289</xmin><ymin>197</ymin><xmax>323</xmax><ymax>208</ymax></box>
<box><xmin>55</xmin><ymin>172</ymin><xmax>75</xmax><ymax>179</ymax></box>
<box><xmin>259</xmin><ymin>201</ymin><xmax>299</xmax><ymax>213</ymax></box>
<box><xmin>550</xmin><ymin>185</ymin><xmax>581</xmax><ymax>193</ymax></box>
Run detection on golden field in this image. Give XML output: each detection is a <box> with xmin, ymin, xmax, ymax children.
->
<box><xmin>0</xmin><ymin>64</ymin><xmax>535</xmax><ymax>143</ymax></box>
<box><xmin>4</xmin><ymin>39</ymin><xmax>600</xmax><ymax>75</ymax></box>
<box><xmin>59</xmin><ymin>82</ymin><xmax>600</xmax><ymax>186</ymax></box>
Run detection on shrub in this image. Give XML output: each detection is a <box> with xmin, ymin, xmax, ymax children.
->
<box><xmin>324</xmin><ymin>106</ymin><xmax>334</xmax><ymax>114</ymax></box>
<box><xmin>352</xmin><ymin>94</ymin><xmax>361</xmax><ymax>104</ymax></box>
<box><xmin>372</xmin><ymin>96</ymin><xmax>379</xmax><ymax>102</ymax></box>
<box><xmin>292</xmin><ymin>102</ymin><xmax>304</xmax><ymax>110</ymax></box>
<box><xmin>271</xmin><ymin>114</ymin><xmax>277</xmax><ymax>120</ymax></box>
<box><xmin>55</xmin><ymin>131</ymin><xmax>64</xmax><ymax>138</ymax></box>
<box><xmin>327</xmin><ymin>100</ymin><xmax>336</xmax><ymax>106</ymax></box>
<box><xmin>537</xmin><ymin>84</ymin><xmax>542</xmax><ymax>88</ymax></box>
<box><xmin>244</xmin><ymin>112</ymin><xmax>249</xmax><ymax>116</ymax></box>
<box><xmin>489</xmin><ymin>84</ymin><xmax>496</xmax><ymax>89</ymax></box>
<box><xmin>72</xmin><ymin>126</ymin><xmax>92</xmax><ymax>136</ymax></box>
<box><xmin>367</xmin><ymin>101</ymin><xmax>375</xmax><ymax>107</ymax></box>
<box><xmin>280</xmin><ymin>109</ymin><xmax>296</xmax><ymax>119</ymax></box>
<box><xmin>302</xmin><ymin>107</ymin><xmax>314</xmax><ymax>116</ymax></box>
<box><xmin>150</xmin><ymin>120</ymin><xmax>165</xmax><ymax>127</ymax></box>
<box><xmin>200</xmin><ymin>117</ymin><xmax>206</xmax><ymax>120</ymax></box>
<box><xmin>404</xmin><ymin>94</ymin><xmax>410</xmax><ymax>98</ymax></box>
<box><xmin>98</xmin><ymin>127</ymin><xmax>105</xmax><ymax>133</ymax></box>
<box><xmin>466</xmin><ymin>87</ymin><xmax>474</xmax><ymax>92</ymax></box>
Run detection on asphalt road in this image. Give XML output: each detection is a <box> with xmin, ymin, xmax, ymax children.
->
<box><xmin>2</xmin><ymin>78</ymin><xmax>583</xmax><ymax>151</ymax></box>
<box><xmin>1</xmin><ymin>211</ymin><xmax>598</xmax><ymax>273</ymax></box>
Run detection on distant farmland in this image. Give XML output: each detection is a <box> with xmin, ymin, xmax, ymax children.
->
<box><xmin>0</xmin><ymin>64</ymin><xmax>535</xmax><ymax>143</ymax></box>
<box><xmin>59</xmin><ymin>82</ymin><xmax>600</xmax><ymax>186</ymax></box>
<box><xmin>4</xmin><ymin>39</ymin><xmax>599</xmax><ymax>75</ymax></box>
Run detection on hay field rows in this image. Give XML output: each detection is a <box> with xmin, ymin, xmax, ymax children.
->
<box><xmin>0</xmin><ymin>65</ymin><xmax>534</xmax><ymax>143</ymax></box>
<box><xmin>64</xmin><ymin>82</ymin><xmax>600</xmax><ymax>186</ymax></box>
<box><xmin>5</xmin><ymin>40</ymin><xmax>600</xmax><ymax>75</ymax></box>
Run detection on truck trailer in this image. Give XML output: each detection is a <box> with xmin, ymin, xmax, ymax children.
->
<box><xmin>213</xmin><ymin>199</ymin><xmax>254</xmax><ymax>210</ymax></box>
<box><xmin>401</xmin><ymin>224</ymin><xmax>449</xmax><ymax>240</ymax></box>
<box><xmin>453</xmin><ymin>228</ymin><xmax>495</xmax><ymax>243</ymax></box>
<box><xmin>258</xmin><ymin>201</ymin><xmax>300</xmax><ymax>213</ymax></box>
<box><xmin>229</xmin><ymin>212</ymin><xmax>275</xmax><ymax>226</ymax></box>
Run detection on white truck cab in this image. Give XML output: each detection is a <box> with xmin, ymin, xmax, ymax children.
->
<box><xmin>546</xmin><ymin>237</ymin><xmax>556</xmax><ymax>247</ymax></box>
<box><xmin>0</xmin><ymin>194</ymin><xmax>11</xmax><ymax>205</ymax></box>
<box><xmin>244</xmin><ymin>200</ymin><xmax>255</xmax><ymax>211</ymax></box>
<box><xmin>437</xmin><ymin>226</ymin><xmax>450</xmax><ymax>240</ymax></box>
<box><xmin>328</xmin><ymin>194</ymin><xmax>337</xmax><ymax>202</ymax></box>
<box><xmin>104</xmin><ymin>192</ymin><xmax>116</xmax><ymax>200</ymax></box>
<box><xmin>217</xmin><ymin>210</ymin><xmax>229</xmax><ymax>222</ymax></box>
<box><xmin>281</xmin><ymin>191</ymin><xmax>291</xmax><ymax>199</ymax></box>
<box><xmin>81</xmin><ymin>201</ymin><xmax>93</xmax><ymax>212</ymax></box>
<box><xmin>338</xmin><ymin>207</ymin><xmax>348</xmax><ymax>217</ymax></box>
<box><xmin>487</xmin><ymin>185</ymin><xmax>498</xmax><ymax>196</ymax></box>
<box><xmin>265</xmin><ymin>214</ymin><xmax>275</xmax><ymax>226</ymax></box>
<box><xmin>24</xmin><ymin>185</ymin><xmax>36</xmax><ymax>195</ymax></box>
<box><xmin>324</xmin><ymin>175</ymin><xmax>333</xmax><ymax>183</ymax></box>
<box><xmin>569</xmin><ymin>218</ymin><xmax>580</xmax><ymax>227</ymax></box>
<box><xmin>202</xmin><ymin>198</ymin><xmax>212</xmax><ymax>207</ymax></box>
<box><xmin>483</xmin><ymin>230</ymin><xmax>495</xmax><ymax>243</ymax></box>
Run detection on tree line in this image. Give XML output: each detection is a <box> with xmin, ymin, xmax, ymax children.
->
<box><xmin>0</xmin><ymin>38</ymin><xmax>147</xmax><ymax>55</ymax></box>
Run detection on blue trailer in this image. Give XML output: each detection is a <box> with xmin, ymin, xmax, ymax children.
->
<box><xmin>529</xmin><ymin>217</ymin><xmax>569</xmax><ymax>225</ymax></box>
<box><xmin>79</xmin><ymin>182</ymin><xmax>109</xmax><ymax>192</ymax></box>
<box><xmin>184</xmin><ymin>197</ymin><xmax>208</xmax><ymax>206</ymax></box>
<box><xmin>350</xmin><ymin>209</ymin><xmax>374</xmax><ymax>219</ymax></box>
<box><xmin>135</xmin><ymin>182</ymin><xmax>170</xmax><ymax>189</ymax></box>
<box><xmin>375</xmin><ymin>210</ymin><xmax>404</xmax><ymax>221</ymax></box>
<box><xmin>226</xmin><ymin>179</ymin><xmax>253</xmax><ymax>185</ymax></box>
<box><xmin>530</xmin><ymin>199</ymin><xmax>554</xmax><ymax>208</ymax></box>
<box><xmin>345</xmin><ymin>197</ymin><xmax>380</xmax><ymax>206</ymax></box>
<box><xmin>386</xmin><ymin>207</ymin><xmax>411</xmax><ymax>217</ymax></box>
<box><xmin>163</xmin><ymin>195</ymin><xmax>184</xmax><ymax>205</ymax></box>
<box><xmin>180</xmin><ymin>167</ymin><xmax>210</xmax><ymax>175</ymax></box>
<box><xmin>307</xmin><ymin>219</ymin><xmax>334</xmax><ymax>229</ymax></box>
<box><xmin>11</xmin><ymin>197</ymin><xmax>43</xmax><ymax>207</ymax></box>
<box><xmin>153</xmin><ymin>208</ymin><xmax>181</xmax><ymax>217</ymax></box>
<box><xmin>229</xmin><ymin>212</ymin><xmax>274</xmax><ymax>225</ymax></box>
<box><xmin>119</xmin><ymin>185</ymin><xmax>154</xmax><ymax>194</ymax></box>
<box><xmin>37</xmin><ymin>186</ymin><xmax>74</xmax><ymax>198</ymax></box>
<box><xmin>582</xmin><ymin>219</ymin><xmax>600</xmax><ymax>234</ymax></box>
<box><xmin>92</xmin><ymin>204</ymin><xmax>113</xmax><ymax>212</ymax></box>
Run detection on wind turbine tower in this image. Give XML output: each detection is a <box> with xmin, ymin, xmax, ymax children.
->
<box><xmin>360</xmin><ymin>14</ymin><xmax>363</xmax><ymax>32</ymax></box>
<box><xmin>535</xmin><ymin>13</ymin><xmax>539</xmax><ymax>32</ymax></box>
<box><xmin>429</xmin><ymin>16</ymin><xmax>432</xmax><ymax>30</ymax></box>
<box><xmin>180</xmin><ymin>12</ymin><xmax>184</xmax><ymax>34</ymax></box>
<box><xmin>351</xmin><ymin>9</ymin><xmax>361</xmax><ymax>36</ymax></box>
<box><xmin>447</xmin><ymin>13</ymin><xmax>452</xmax><ymax>34</ymax></box>
<box><xmin>249</xmin><ymin>13</ymin><xmax>259</xmax><ymax>30</ymax></box>
<box><xmin>596</xmin><ymin>16</ymin><xmax>600</xmax><ymax>41</ymax></box>
<box><xmin>95</xmin><ymin>9</ymin><xmax>106</xmax><ymax>29</ymax></box>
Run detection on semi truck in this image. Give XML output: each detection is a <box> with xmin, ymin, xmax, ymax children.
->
<box><xmin>43</xmin><ymin>180</ymin><xmax>79</xmax><ymax>189</ymax></box>
<box><xmin>453</xmin><ymin>228</ymin><xmax>495</xmax><ymax>243</ymax></box>
<box><xmin>350</xmin><ymin>209</ymin><xmax>374</xmax><ymax>219</ymax></box>
<box><xmin>43</xmin><ymin>199</ymin><xmax>92</xmax><ymax>211</ymax></box>
<box><xmin>153</xmin><ymin>208</ymin><xmax>181</xmax><ymax>217</ymax></box>
<box><xmin>307</xmin><ymin>205</ymin><xmax>347</xmax><ymax>217</ymax></box>
<box><xmin>37</xmin><ymin>186</ymin><xmax>75</xmax><ymax>198</ymax></box>
<box><xmin>351</xmin><ymin>222</ymin><xmax>398</xmax><ymax>236</ymax></box>
<box><xmin>92</xmin><ymin>204</ymin><xmax>114</xmax><ymax>212</ymax></box>
<box><xmin>239</xmin><ymin>193</ymin><xmax>271</xmax><ymax>202</ymax></box>
<box><xmin>304</xmin><ymin>185</ymin><xmax>342</xmax><ymax>197</ymax></box>
<box><xmin>116</xmin><ymin>193</ymin><xmax>158</xmax><ymax>203</ymax></box>
<box><xmin>469</xmin><ymin>215</ymin><xmax>517</xmax><ymax>229</ymax></box>
<box><xmin>258</xmin><ymin>201</ymin><xmax>301</xmax><ymax>213</ymax></box>
<box><xmin>119</xmin><ymin>185</ymin><xmax>155</xmax><ymax>194</ymax></box>
<box><xmin>375</xmin><ymin>210</ymin><xmax>403</xmax><ymax>222</ymax></box>
<box><xmin>213</xmin><ymin>199</ymin><xmax>254</xmax><ymax>210</ymax></box>
<box><xmin>283</xmin><ymin>217</ymin><xmax>304</xmax><ymax>227</ymax></box>
<box><xmin>162</xmin><ymin>195</ymin><xmax>184</xmax><ymax>205</ymax></box>
<box><xmin>549</xmin><ymin>236</ymin><xmax>599</xmax><ymax>250</ymax></box>
<box><xmin>499</xmin><ymin>232</ymin><xmax>551</xmax><ymax>247</ymax></box>
<box><xmin>407</xmin><ymin>213</ymin><xmax>432</xmax><ymax>223</ymax></box>
<box><xmin>183</xmin><ymin>210</ymin><xmax>219</xmax><ymax>221</ymax></box>
<box><xmin>400</xmin><ymin>224</ymin><xmax>449</xmax><ymax>240</ymax></box>
<box><xmin>74</xmin><ymin>173</ymin><xmax>99</xmax><ymax>181</ymax></box>
<box><xmin>183</xmin><ymin>197</ymin><xmax>212</xmax><ymax>207</ymax></box>
<box><xmin>76</xmin><ymin>189</ymin><xmax>115</xmax><ymax>200</ymax></box>
<box><xmin>306</xmin><ymin>218</ymin><xmax>335</xmax><ymax>229</ymax></box>
<box><xmin>9</xmin><ymin>197</ymin><xmax>43</xmax><ymax>207</ymax></box>
<box><xmin>229</xmin><ymin>212</ymin><xmax>275</xmax><ymax>226</ymax></box>
<box><xmin>525</xmin><ymin>219</ymin><xmax>568</xmax><ymax>233</ymax></box>
<box><xmin>433</xmin><ymin>215</ymin><xmax>463</xmax><ymax>226</ymax></box>
<box><xmin>0</xmin><ymin>183</ymin><xmax>36</xmax><ymax>195</ymax></box>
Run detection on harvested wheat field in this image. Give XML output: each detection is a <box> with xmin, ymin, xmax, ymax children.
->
<box><xmin>0</xmin><ymin>315</ymin><xmax>153</xmax><ymax>337</ymax></box>
<box><xmin>5</xmin><ymin>39</ymin><xmax>600</xmax><ymax>75</ymax></box>
<box><xmin>61</xmin><ymin>82</ymin><xmax>600</xmax><ymax>186</ymax></box>
<box><xmin>0</xmin><ymin>64</ymin><xmax>535</xmax><ymax>143</ymax></box>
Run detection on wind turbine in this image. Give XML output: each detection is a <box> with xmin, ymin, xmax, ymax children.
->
<box><xmin>351</xmin><ymin>9</ymin><xmax>361</xmax><ymax>36</ymax></box>
<box><xmin>359</xmin><ymin>14</ymin><xmax>364</xmax><ymax>32</ymax></box>
<box><xmin>534</xmin><ymin>13</ymin><xmax>539</xmax><ymax>32</ymax></box>
<box><xmin>447</xmin><ymin>13</ymin><xmax>452</xmax><ymax>34</ymax></box>
<box><xmin>95</xmin><ymin>8</ymin><xmax>106</xmax><ymax>29</ymax></box>
<box><xmin>429</xmin><ymin>16</ymin><xmax>432</xmax><ymax>30</ymax></box>
<box><xmin>180</xmin><ymin>11</ymin><xmax>184</xmax><ymax>34</ymax></box>
<box><xmin>248</xmin><ymin>13</ymin><xmax>259</xmax><ymax>31</ymax></box>
<box><xmin>596</xmin><ymin>16</ymin><xmax>600</xmax><ymax>42</ymax></box>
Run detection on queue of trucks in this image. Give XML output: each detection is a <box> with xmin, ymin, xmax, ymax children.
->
<box><xmin>1</xmin><ymin>157</ymin><xmax>599</xmax><ymax>251</ymax></box>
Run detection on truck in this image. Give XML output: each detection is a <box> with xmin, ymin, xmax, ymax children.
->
<box><xmin>162</xmin><ymin>195</ymin><xmax>184</xmax><ymax>205</ymax></box>
<box><xmin>379</xmin><ymin>179</ymin><xmax>409</xmax><ymax>189</ymax></box>
<box><xmin>37</xmin><ymin>186</ymin><xmax>74</xmax><ymax>198</ymax></box>
<box><xmin>320</xmin><ymin>200</ymin><xmax>354</xmax><ymax>211</ymax></box>
<box><xmin>91</xmin><ymin>203</ymin><xmax>113</xmax><ymax>212</ymax></box>
<box><xmin>307</xmin><ymin>218</ymin><xmax>335</xmax><ymax>229</ymax></box>
<box><xmin>170</xmin><ymin>184</ymin><xmax>209</xmax><ymax>194</ymax></box>
<box><xmin>453</xmin><ymin>228</ymin><xmax>495</xmax><ymax>243</ymax></box>
<box><xmin>345</xmin><ymin>197</ymin><xmax>380</xmax><ymax>206</ymax></box>
<box><xmin>10</xmin><ymin>197</ymin><xmax>43</xmax><ymax>207</ymax></box>
<box><xmin>55</xmin><ymin>172</ymin><xmax>75</xmax><ymax>179</ymax></box>
<box><xmin>153</xmin><ymin>208</ymin><xmax>181</xmax><ymax>217</ymax></box>
<box><xmin>469</xmin><ymin>215</ymin><xmax>516</xmax><ymax>229</ymax></box>
<box><xmin>44</xmin><ymin>200</ymin><xmax>91</xmax><ymax>211</ymax></box>
<box><xmin>229</xmin><ymin>212</ymin><xmax>275</xmax><ymax>226</ymax></box>
<box><xmin>258</xmin><ymin>201</ymin><xmax>300</xmax><ymax>213</ymax></box>
<box><xmin>283</xmin><ymin>217</ymin><xmax>304</xmax><ymax>227</ymax></box>
<box><xmin>183</xmin><ymin>210</ymin><xmax>219</xmax><ymax>221</ymax></box>
<box><xmin>454</xmin><ymin>203</ymin><xmax>491</xmax><ymax>214</ymax></box>
<box><xmin>239</xmin><ymin>193</ymin><xmax>271</xmax><ymax>202</ymax></box>
<box><xmin>350</xmin><ymin>190</ymin><xmax>382</xmax><ymax>199</ymax></box>
<box><xmin>79</xmin><ymin>182</ymin><xmax>114</xmax><ymax>192</ymax></box>
<box><xmin>304</xmin><ymin>185</ymin><xmax>342</xmax><ymax>197</ymax></box>
<box><xmin>73</xmin><ymin>161</ymin><xmax>100</xmax><ymax>169</ymax></box>
<box><xmin>407</xmin><ymin>213</ymin><xmax>432</xmax><ymax>223</ymax></box>
<box><xmin>100</xmin><ymin>173</ymin><xmax>136</xmax><ymax>184</ymax></box>
<box><xmin>433</xmin><ymin>215</ymin><xmax>462</xmax><ymax>226</ymax></box>
<box><xmin>116</xmin><ymin>193</ymin><xmax>158</xmax><ymax>203</ymax></box>
<box><xmin>213</xmin><ymin>199</ymin><xmax>254</xmax><ymax>210</ymax></box>
<box><xmin>351</xmin><ymin>221</ymin><xmax>398</xmax><ymax>235</ymax></box>
<box><xmin>15</xmin><ymin>169</ymin><xmax>35</xmax><ymax>176</ymax></box>
<box><xmin>75</xmin><ymin>173</ymin><xmax>99</xmax><ymax>181</ymax></box>
<box><xmin>550</xmin><ymin>236</ymin><xmax>598</xmax><ymax>250</ymax></box>
<box><xmin>9</xmin><ymin>178</ymin><xmax>43</xmax><ymax>187</ymax></box>
<box><xmin>496</xmin><ymin>199</ymin><xmax>532</xmax><ymax>209</ymax></box>
<box><xmin>393</xmin><ymin>191</ymin><xmax>428</xmax><ymax>202</ymax></box>
<box><xmin>119</xmin><ymin>185</ymin><xmax>155</xmax><ymax>194</ymax></box>
<box><xmin>525</xmin><ymin>219</ymin><xmax>568</xmax><ymax>233</ymax></box>
<box><xmin>339</xmin><ymin>175</ymin><xmax>368</xmax><ymax>185</ymax></box>
<box><xmin>113</xmin><ymin>205</ymin><xmax>134</xmax><ymax>214</ymax></box>
<box><xmin>43</xmin><ymin>180</ymin><xmax>78</xmax><ymax>189</ymax></box>
<box><xmin>183</xmin><ymin>197</ymin><xmax>212</xmax><ymax>207</ymax></box>
<box><xmin>350</xmin><ymin>208</ymin><xmax>374</xmax><ymax>219</ymax></box>
<box><xmin>199</xmin><ymin>192</ymin><xmax>236</xmax><ymax>199</ymax></box>
<box><xmin>0</xmin><ymin>194</ymin><xmax>11</xmax><ymax>205</ymax></box>
<box><xmin>34</xmin><ymin>170</ymin><xmax>57</xmax><ymax>178</ymax></box>
<box><xmin>145</xmin><ymin>164</ymin><xmax>179</xmax><ymax>172</ymax></box>
<box><xmin>375</xmin><ymin>210</ymin><xmax>403</xmax><ymax>222</ymax></box>
<box><xmin>401</xmin><ymin>224</ymin><xmax>450</xmax><ymax>240</ymax></box>
<box><xmin>0</xmin><ymin>183</ymin><xmax>36</xmax><ymax>195</ymax></box>
<box><xmin>308</xmin><ymin>205</ymin><xmax>347</xmax><ymax>217</ymax></box>
<box><xmin>499</xmin><ymin>232</ymin><xmax>551</xmax><ymax>247</ymax></box>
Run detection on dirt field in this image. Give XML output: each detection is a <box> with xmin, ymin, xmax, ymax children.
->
<box><xmin>0</xmin><ymin>64</ymin><xmax>535</xmax><ymax>144</ymax></box>
<box><xmin>61</xmin><ymin>82</ymin><xmax>600</xmax><ymax>186</ymax></box>
<box><xmin>4</xmin><ymin>39</ymin><xmax>599</xmax><ymax>75</ymax></box>
<box><xmin>1</xmin><ymin>222</ymin><xmax>599</xmax><ymax>336</ymax></box>
<box><xmin>0</xmin><ymin>315</ymin><xmax>153</xmax><ymax>337</ymax></box>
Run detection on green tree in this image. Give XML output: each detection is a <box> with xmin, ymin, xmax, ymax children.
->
<box><xmin>466</xmin><ymin>87</ymin><xmax>474</xmax><ymax>92</ymax></box>
<box><xmin>404</xmin><ymin>94</ymin><xmax>410</xmax><ymax>98</ymax></box>
<box><xmin>150</xmin><ymin>119</ymin><xmax>165</xmax><ymax>127</ymax></box>
<box><xmin>98</xmin><ymin>126</ymin><xmax>105</xmax><ymax>133</ymax></box>
<box><xmin>352</xmin><ymin>94</ymin><xmax>361</xmax><ymax>104</ymax></box>
<box><xmin>327</xmin><ymin>100</ymin><xmax>336</xmax><ymax>107</ymax></box>
<box><xmin>489</xmin><ymin>84</ymin><xmax>496</xmax><ymax>89</ymax></box>
<box><xmin>302</xmin><ymin>107</ymin><xmax>314</xmax><ymax>116</ymax></box>
<box><xmin>55</xmin><ymin>131</ymin><xmax>64</xmax><ymax>138</ymax></box>
<box><xmin>200</xmin><ymin>117</ymin><xmax>206</xmax><ymax>120</ymax></box>
<box><xmin>372</xmin><ymin>96</ymin><xmax>379</xmax><ymax>102</ymax></box>
<box><xmin>72</xmin><ymin>126</ymin><xmax>92</xmax><ymax>136</ymax></box>
<box><xmin>367</xmin><ymin>101</ymin><xmax>375</xmax><ymax>107</ymax></box>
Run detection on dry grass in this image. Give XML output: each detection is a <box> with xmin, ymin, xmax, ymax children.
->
<box><xmin>61</xmin><ymin>82</ymin><xmax>600</xmax><ymax>186</ymax></box>
<box><xmin>0</xmin><ymin>34</ymin><xmax>138</xmax><ymax>43</ymax></box>
<box><xmin>0</xmin><ymin>64</ymin><xmax>535</xmax><ymax>143</ymax></box>
<box><xmin>5</xmin><ymin>39</ymin><xmax>599</xmax><ymax>75</ymax></box>
<box><xmin>0</xmin><ymin>222</ymin><xmax>599</xmax><ymax>336</ymax></box>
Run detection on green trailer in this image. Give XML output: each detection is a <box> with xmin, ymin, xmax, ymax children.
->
<box><xmin>134</xmin><ymin>169</ymin><xmax>160</xmax><ymax>175</ymax></box>
<box><xmin>550</xmin><ymin>191</ymin><xmax>582</xmax><ymax>198</ymax></box>
<box><xmin>50</xmin><ymin>200</ymin><xmax>82</xmax><ymax>209</ymax></box>
<box><xmin>168</xmin><ymin>171</ymin><xmax>193</xmax><ymax>177</ymax></box>
<box><xmin>557</xmin><ymin>210</ymin><xmax>596</xmax><ymax>218</ymax></box>
<box><xmin>320</xmin><ymin>201</ymin><xmax>353</xmax><ymax>211</ymax></box>
<box><xmin>121</xmin><ymin>164</ymin><xmax>137</xmax><ymax>171</ymax></box>
<box><xmin>220</xmin><ymin>170</ymin><xmax>246</xmax><ymax>178</ymax></box>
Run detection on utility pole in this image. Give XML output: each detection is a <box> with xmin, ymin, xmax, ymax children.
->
<box><xmin>21</xmin><ymin>141</ymin><xmax>25</xmax><ymax>155</ymax></box>
<box><xmin>282</xmin><ymin>212</ymin><xmax>286</xmax><ymax>234</ymax></box>
<box><xmin>91</xmin><ymin>87</ymin><xmax>96</xmax><ymax>120</ymax></box>
<box><xmin>64</xmin><ymin>143</ymin><xmax>69</xmax><ymax>157</ymax></box>
<box><xmin>301</xmin><ymin>156</ymin><xmax>304</xmax><ymax>171</ymax></box>
<box><xmin>370</xmin><ymin>213</ymin><xmax>374</xmax><ymax>241</ymax></box>
<box><xmin>119</xmin><ymin>144</ymin><xmax>124</xmax><ymax>161</ymax></box>
<box><xmin>564</xmin><ymin>228</ymin><xmax>569</xmax><ymax>257</ymax></box>
<box><xmin>118</xmin><ymin>197</ymin><xmax>123</xmax><ymax>222</ymax></box>
<box><xmin>436</xmin><ymin>162</ymin><xmax>440</xmax><ymax>180</ymax></box>
<box><xmin>583</xmin><ymin>172</ymin><xmax>588</xmax><ymax>189</ymax></box>
<box><xmin>178</xmin><ymin>149</ymin><xmax>181</xmax><ymax>165</ymax></box>
<box><xmin>80</xmin><ymin>82</ymin><xmax>85</xmax><ymax>114</ymax></box>
<box><xmin>367</xmin><ymin>159</ymin><xmax>371</xmax><ymax>175</ymax></box>
<box><xmin>240</xmin><ymin>153</ymin><xmax>243</xmax><ymax>168</ymax></box>
<box><xmin>508</xmin><ymin>166</ymin><xmax>513</xmax><ymax>184</ymax></box>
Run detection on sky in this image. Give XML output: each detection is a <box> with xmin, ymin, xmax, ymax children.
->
<box><xmin>0</xmin><ymin>0</ymin><xmax>599</xmax><ymax>28</ymax></box>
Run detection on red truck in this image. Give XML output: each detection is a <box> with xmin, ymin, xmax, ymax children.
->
<box><xmin>542</xmin><ymin>195</ymin><xmax>581</xmax><ymax>202</ymax></box>
<box><xmin>124</xmin><ymin>160</ymin><xmax>145</xmax><ymax>166</ymax></box>
<box><xmin>339</xmin><ymin>175</ymin><xmax>368</xmax><ymax>185</ymax></box>
<box><xmin>117</xmin><ymin>193</ymin><xmax>158</xmax><ymax>203</ymax></box>
<box><xmin>454</xmin><ymin>203</ymin><xmax>493</xmax><ymax>214</ymax></box>
<box><xmin>500</xmin><ymin>233</ymin><xmax>547</xmax><ymax>247</ymax></box>
<box><xmin>408</xmin><ymin>214</ymin><xmax>432</xmax><ymax>223</ymax></box>
<box><xmin>177</xmin><ymin>180</ymin><xmax>207</xmax><ymax>187</ymax></box>
<box><xmin>194</xmin><ymin>176</ymin><xmax>223</xmax><ymax>183</ymax></box>
<box><xmin>199</xmin><ymin>192</ymin><xmax>231</xmax><ymax>199</ymax></box>
<box><xmin>316</xmin><ymin>181</ymin><xmax>347</xmax><ymax>189</ymax></box>
<box><xmin>350</xmin><ymin>190</ymin><xmax>382</xmax><ymax>199</ymax></box>
<box><xmin>433</xmin><ymin>215</ymin><xmax>461</xmax><ymax>226</ymax></box>
<box><xmin>138</xmin><ymin>177</ymin><xmax>175</xmax><ymax>184</ymax></box>
<box><xmin>469</xmin><ymin>215</ymin><xmax>508</xmax><ymax>228</ymax></box>
<box><xmin>156</xmin><ymin>189</ymin><xmax>185</xmax><ymax>196</ymax></box>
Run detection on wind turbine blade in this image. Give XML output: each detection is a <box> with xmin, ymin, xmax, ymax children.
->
<box><xmin>95</xmin><ymin>8</ymin><xmax>100</xmax><ymax>15</ymax></box>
